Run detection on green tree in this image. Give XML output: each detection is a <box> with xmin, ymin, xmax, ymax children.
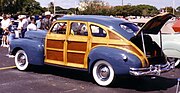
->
<box><xmin>48</xmin><ymin>2</ymin><xmax>54</xmax><ymax>13</ymax></box>
<box><xmin>161</xmin><ymin>7</ymin><xmax>175</xmax><ymax>14</ymax></box>
<box><xmin>0</xmin><ymin>0</ymin><xmax>18</xmax><ymax>14</ymax></box>
<box><xmin>68</xmin><ymin>8</ymin><xmax>78</xmax><ymax>14</ymax></box>
<box><xmin>176</xmin><ymin>6</ymin><xmax>180</xmax><ymax>12</ymax></box>
<box><xmin>176</xmin><ymin>6</ymin><xmax>180</xmax><ymax>17</ymax></box>
<box><xmin>134</xmin><ymin>5</ymin><xmax>159</xmax><ymax>16</ymax></box>
<box><xmin>79</xmin><ymin>0</ymin><xmax>111</xmax><ymax>15</ymax></box>
<box><xmin>113</xmin><ymin>4</ymin><xmax>159</xmax><ymax>17</ymax></box>
<box><xmin>114</xmin><ymin>5</ymin><xmax>134</xmax><ymax>16</ymax></box>
<box><xmin>0</xmin><ymin>0</ymin><xmax>44</xmax><ymax>15</ymax></box>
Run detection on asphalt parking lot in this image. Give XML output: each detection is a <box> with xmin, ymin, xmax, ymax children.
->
<box><xmin>0</xmin><ymin>47</ymin><xmax>180</xmax><ymax>93</ymax></box>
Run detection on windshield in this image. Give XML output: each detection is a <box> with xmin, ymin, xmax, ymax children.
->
<box><xmin>120</xmin><ymin>23</ymin><xmax>139</xmax><ymax>34</ymax></box>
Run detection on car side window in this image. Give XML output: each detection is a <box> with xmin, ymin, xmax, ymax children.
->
<box><xmin>51</xmin><ymin>22</ymin><xmax>67</xmax><ymax>34</ymax></box>
<box><xmin>90</xmin><ymin>25</ymin><xmax>107</xmax><ymax>37</ymax></box>
<box><xmin>70</xmin><ymin>22</ymin><xmax>88</xmax><ymax>36</ymax></box>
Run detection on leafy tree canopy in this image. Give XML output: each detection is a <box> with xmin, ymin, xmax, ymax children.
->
<box><xmin>0</xmin><ymin>0</ymin><xmax>180</xmax><ymax>16</ymax></box>
<box><xmin>0</xmin><ymin>0</ymin><xmax>44</xmax><ymax>15</ymax></box>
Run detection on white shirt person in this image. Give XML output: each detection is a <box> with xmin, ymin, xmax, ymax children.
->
<box><xmin>17</xmin><ymin>15</ymin><xmax>28</xmax><ymax>38</ymax></box>
<box><xmin>27</xmin><ymin>19</ymin><xmax>37</xmax><ymax>31</ymax></box>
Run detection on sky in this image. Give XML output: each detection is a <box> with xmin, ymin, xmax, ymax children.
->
<box><xmin>35</xmin><ymin>0</ymin><xmax>180</xmax><ymax>9</ymax></box>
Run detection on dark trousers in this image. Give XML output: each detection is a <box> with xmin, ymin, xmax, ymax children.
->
<box><xmin>21</xmin><ymin>29</ymin><xmax>27</xmax><ymax>38</ymax></box>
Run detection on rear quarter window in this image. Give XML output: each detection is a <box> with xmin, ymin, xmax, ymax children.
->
<box><xmin>90</xmin><ymin>25</ymin><xmax>107</xmax><ymax>37</ymax></box>
<box><xmin>120</xmin><ymin>23</ymin><xmax>139</xmax><ymax>34</ymax></box>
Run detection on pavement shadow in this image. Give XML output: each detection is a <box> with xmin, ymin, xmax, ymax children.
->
<box><xmin>27</xmin><ymin>65</ymin><xmax>177</xmax><ymax>91</ymax></box>
<box><xmin>112</xmin><ymin>76</ymin><xmax>177</xmax><ymax>91</ymax></box>
<box><xmin>28</xmin><ymin>65</ymin><xmax>93</xmax><ymax>82</ymax></box>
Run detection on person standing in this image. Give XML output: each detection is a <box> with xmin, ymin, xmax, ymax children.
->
<box><xmin>17</xmin><ymin>15</ymin><xmax>24</xmax><ymax>38</ymax></box>
<box><xmin>7</xmin><ymin>19</ymin><xmax>16</xmax><ymax>45</ymax></box>
<box><xmin>43</xmin><ymin>11</ymin><xmax>52</xmax><ymax>31</ymax></box>
<box><xmin>17</xmin><ymin>15</ymin><xmax>28</xmax><ymax>38</ymax></box>
<box><xmin>27</xmin><ymin>17</ymin><xmax>37</xmax><ymax>31</ymax></box>
<box><xmin>36</xmin><ymin>16</ymin><xmax>44</xmax><ymax>30</ymax></box>
<box><xmin>22</xmin><ymin>15</ymin><xmax>28</xmax><ymax>38</ymax></box>
<box><xmin>1</xmin><ymin>15</ymin><xmax>10</xmax><ymax>47</ymax></box>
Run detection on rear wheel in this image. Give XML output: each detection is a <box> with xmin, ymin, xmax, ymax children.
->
<box><xmin>15</xmin><ymin>50</ymin><xmax>30</xmax><ymax>71</ymax></box>
<box><xmin>92</xmin><ymin>60</ymin><xmax>115</xmax><ymax>86</ymax></box>
<box><xmin>167</xmin><ymin>57</ymin><xmax>180</xmax><ymax>67</ymax></box>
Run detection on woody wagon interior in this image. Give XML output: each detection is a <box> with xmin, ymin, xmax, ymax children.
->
<box><xmin>130</xmin><ymin>34</ymin><xmax>166</xmax><ymax>65</ymax></box>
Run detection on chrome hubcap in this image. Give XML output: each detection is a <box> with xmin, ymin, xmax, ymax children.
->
<box><xmin>97</xmin><ymin>65</ymin><xmax>110</xmax><ymax>81</ymax></box>
<box><xmin>17</xmin><ymin>53</ymin><xmax>26</xmax><ymax>66</ymax></box>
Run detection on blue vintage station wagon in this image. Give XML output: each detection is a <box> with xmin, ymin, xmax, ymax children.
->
<box><xmin>9</xmin><ymin>13</ymin><xmax>175</xmax><ymax>86</ymax></box>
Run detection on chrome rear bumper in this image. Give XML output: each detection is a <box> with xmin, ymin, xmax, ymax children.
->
<box><xmin>129</xmin><ymin>62</ymin><xmax>175</xmax><ymax>76</ymax></box>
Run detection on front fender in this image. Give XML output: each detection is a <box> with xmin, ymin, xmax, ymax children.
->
<box><xmin>163</xmin><ymin>41</ymin><xmax>180</xmax><ymax>58</ymax></box>
<box><xmin>88</xmin><ymin>46</ymin><xmax>142</xmax><ymax>75</ymax></box>
<box><xmin>10</xmin><ymin>39</ymin><xmax>44</xmax><ymax>65</ymax></box>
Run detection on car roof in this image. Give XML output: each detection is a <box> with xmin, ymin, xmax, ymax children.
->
<box><xmin>58</xmin><ymin>15</ymin><xmax>126</xmax><ymax>25</ymax></box>
<box><xmin>58</xmin><ymin>15</ymin><xmax>135</xmax><ymax>40</ymax></box>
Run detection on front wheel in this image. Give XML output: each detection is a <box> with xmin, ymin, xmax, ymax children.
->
<box><xmin>15</xmin><ymin>50</ymin><xmax>30</xmax><ymax>71</ymax></box>
<box><xmin>92</xmin><ymin>60</ymin><xmax>115</xmax><ymax>86</ymax></box>
<box><xmin>167</xmin><ymin>57</ymin><xmax>180</xmax><ymax>67</ymax></box>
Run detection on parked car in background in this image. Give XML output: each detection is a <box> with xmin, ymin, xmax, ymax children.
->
<box><xmin>150</xmin><ymin>18</ymin><xmax>180</xmax><ymax>67</ymax></box>
<box><xmin>129</xmin><ymin>18</ymin><xmax>150</xmax><ymax>27</ymax></box>
<box><xmin>9</xmin><ymin>13</ymin><xmax>174</xmax><ymax>86</ymax></box>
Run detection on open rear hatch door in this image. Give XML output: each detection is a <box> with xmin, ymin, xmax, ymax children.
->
<box><xmin>136</xmin><ymin>13</ymin><xmax>175</xmax><ymax>35</ymax></box>
<box><xmin>131</xmin><ymin>13</ymin><xmax>175</xmax><ymax>58</ymax></box>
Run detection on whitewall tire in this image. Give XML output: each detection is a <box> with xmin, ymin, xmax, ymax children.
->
<box><xmin>15</xmin><ymin>50</ymin><xmax>30</xmax><ymax>71</ymax></box>
<box><xmin>92</xmin><ymin>60</ymin><xmax>115</xmax><ymax>86</ymax></box>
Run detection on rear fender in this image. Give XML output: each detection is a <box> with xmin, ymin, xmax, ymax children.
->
<box><xmin>88</xmin><ymin>46</ymin><xmax>142</xmax><ymax>75</ymax></box>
